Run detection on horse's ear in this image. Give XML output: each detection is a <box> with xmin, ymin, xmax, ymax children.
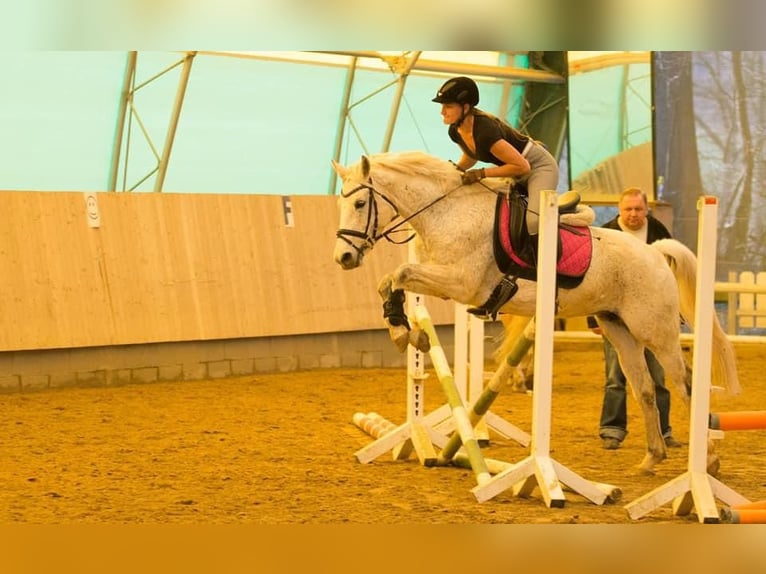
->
<box><xmin>331</xmin><ymin>159</ymin><xmax>348</xmax><ymax>178</ymax></box>
<box><xmin>361</xmin><ymin>156</ymin><xmax>370</xmax><ymax>178</ymax></box>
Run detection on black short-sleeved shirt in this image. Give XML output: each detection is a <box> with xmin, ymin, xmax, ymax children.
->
<box><xmin>448</xmin><ymin>109</ymin><xmax>530</xmax><ymax>166</ymax></box>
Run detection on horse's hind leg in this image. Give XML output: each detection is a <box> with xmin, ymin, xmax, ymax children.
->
<box><xmin>497</xmin><ymin>314</ymin><xmax>535</xmax><ymax>392</ymax></box>
<box><xmin>599</xmin><ymin>319</ymin><xmax>666</xmax><ymax>475</ymax></box>
<box><xmin>377</xmin><ymin>275</ymin><xmax>430</xmax><ymax>353</ymax></box>
<box><xmin>649</xmin><ymin>339</ymin><xmax>692</xmax><ymax>409</ymax></box>
<box><xmin>651</xmin><ymin>341</ymin><xmax>721</xmax><ymax>476</ymax></box>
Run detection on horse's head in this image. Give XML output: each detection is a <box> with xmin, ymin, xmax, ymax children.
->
<box><xmin>332</xmin><ymin>155</ymin><xmax>399</xmax><ymax>270</ymax></box>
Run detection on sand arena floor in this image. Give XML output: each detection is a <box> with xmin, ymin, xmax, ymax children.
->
<box><xmin>1</xmin><ymin>342</ymin><xmax>764</xmax><ymax>524</ymax></box>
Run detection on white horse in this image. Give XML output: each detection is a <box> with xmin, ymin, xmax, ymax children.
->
<box><xmin>331</xmin><ymin>150</ymin><xmax>739</xmax><ymax>475</ymax></box>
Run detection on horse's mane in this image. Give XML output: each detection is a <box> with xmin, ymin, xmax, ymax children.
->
<box><xmin>367</xmin><ymin>151</ymin><xmax>458</xmax><ymax>183</ymax></box>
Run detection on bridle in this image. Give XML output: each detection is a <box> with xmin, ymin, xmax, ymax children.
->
<box><xmin>335</xmin><ymin>177</ymin><xmax>456</xmax><ymax>260</ymax></box>
<box><xmin>334</xmin><ymin>180</ymin><xmax>409</xmax><ymax>261</ymax></box>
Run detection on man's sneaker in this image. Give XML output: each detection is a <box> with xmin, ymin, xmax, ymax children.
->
<box><xmin>602</xmin><ymin>437</ymin><xmax>621</xmax><ymax>450</ymax></box>
<box><xmin>664</xmin><ymin>436</ymin><xmax>683</xmax><ymax>448</ymax></box>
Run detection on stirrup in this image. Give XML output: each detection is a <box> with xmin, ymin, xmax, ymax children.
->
<box><xmin>467</xmin><ymin>275</ymin><xmax>519</xmax><ymax>321</ymax></box>
<box><xmin>558</xmin><ymin>190</ymin><xmax>580</xmax><ymax>214</ymax></box>
<box><xmin>466</xmin><ymin>307</ymin><xmax>493</xmax><ymax>320</ymax></box>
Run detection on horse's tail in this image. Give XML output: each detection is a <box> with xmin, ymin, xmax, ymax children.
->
<box><xmin>651</xmin><ymin>238</ymin><xmax>741</xmax><ymax>396</ymax></box>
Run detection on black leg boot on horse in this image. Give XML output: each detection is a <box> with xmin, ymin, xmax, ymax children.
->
<box><xmin>378</xmin><ymin>282</ymin><xmax>431</xmax><ymax>353</ymax></box>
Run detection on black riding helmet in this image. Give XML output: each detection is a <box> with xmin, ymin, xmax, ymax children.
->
<box><xmin>432</xmin><ymin>76</ymin><xmax>480</xmax><ymax>106</ymax></box>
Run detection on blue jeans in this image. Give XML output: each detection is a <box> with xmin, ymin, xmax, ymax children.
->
<box><xmin>599</xmin><ymin>338</ymin><xmax>673</xmax><ymax>442</ymax></box>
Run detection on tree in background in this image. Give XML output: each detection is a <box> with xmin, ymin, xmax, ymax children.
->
<box><xmin>722</xmin><ymin>52</ymin><xmax>765</xmax><ymax>273</ymax></box>
<box><xmin>660</xmin><ymin>51</ymin><xmax>766</xmax><ymax>277</ymax></box>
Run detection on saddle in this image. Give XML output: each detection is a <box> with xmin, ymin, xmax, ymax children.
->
<box><xmin>468</xmin><ymin>186</ymin><xmax>593</xmax><ymax>320</ymax></box>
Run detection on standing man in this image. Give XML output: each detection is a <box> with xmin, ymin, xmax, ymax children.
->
<box><xmin>591</xmin><ymin>187</ymin><xmax>683</xmax><ymax>450</ymax></box>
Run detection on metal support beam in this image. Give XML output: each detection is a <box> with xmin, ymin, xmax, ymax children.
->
<box><xmin>381</xmin><ymin>51</ymin><xmax>421</xmax><ymax>152</ymax></box>
<box><xmin>154</xmin><ymin>51</ymin><xmax>196</xmax><ymax>193</ymax></box>
<box><xmin>569</xmin><ymin>51</ymin><xmax>650</xmax><ymax>75</ymax></box>
<box><xmin>109</xmin><ymin>51</ymin><xmax>198</xmax><ymax>193</ymax></box>
<box><xmin>108</xmin><ymin>51</ymin><xmax>137</xmax><ymax>192</ymax></box>
<box><xmin>315</xmin><ymin>51</ymin><xmax>564</xmax><ymax>84</ymax></box>
<box><xmin>328</xmin><ymin>57</ymin><xmax>358</xmax><ymax>195</ymax></box>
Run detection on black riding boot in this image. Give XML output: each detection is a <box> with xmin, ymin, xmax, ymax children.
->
<box><xmin>526</xmin><ymin>233</ymin><xmax>539</xmax><ymax>267</ymax></box>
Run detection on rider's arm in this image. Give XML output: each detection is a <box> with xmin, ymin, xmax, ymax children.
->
<box><xmin>485</xmin><ymin>139</ymin><xmax>531</xmax><ymax>179</ymax></box>
<box><xmin>456</xmin><ymin>153</ymin><xmax>476</xmax><ymax>172</ymax></box>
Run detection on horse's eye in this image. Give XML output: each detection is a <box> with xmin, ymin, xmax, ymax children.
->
<box><xmin>354</xmin><ymin>199</ymin><xmax>366</xmax><ymax>209</ymax></box>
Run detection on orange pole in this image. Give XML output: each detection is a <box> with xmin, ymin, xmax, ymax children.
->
<box><xmin>709</xmin><ymin>411</ymin><xmax>766</xmax><ymax>431</ymax></box>
<box><xmin>732</xmin><ymin>500</ymin><xmax>766</xmax><ymax>510</ymax></box>
<box><xmin>727</xmin><ymin>509</ymin><xmax>766</xmax><ymax>524</ymax></box>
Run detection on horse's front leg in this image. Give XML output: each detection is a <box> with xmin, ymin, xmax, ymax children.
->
<box><xmin>377</xmin><ymin>275</ymin><xmax>430</xmax><ymax>353</ymax></box>
<box><xmin>390</xmin><ymin>262</ymin><xmax>483</xmax><ymax>303</ymax></box>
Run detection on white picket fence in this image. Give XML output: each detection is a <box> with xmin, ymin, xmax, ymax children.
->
<box><xmin>724</xmin><ymin>271</ymin><xmax>766</xmax><ymax>335</ymax></box>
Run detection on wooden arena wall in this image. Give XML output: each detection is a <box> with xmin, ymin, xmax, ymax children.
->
<box><xmin>0</xmin><ymin>191</ymin><xmax>466</xmax><ymax>391</ymax></box>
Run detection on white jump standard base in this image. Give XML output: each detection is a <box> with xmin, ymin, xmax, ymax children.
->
<box><xmin>471</xmin><ymin>191</ymin><xmax>609</xmax><ymax>507</ymax></box>
<box><xmin>625</xmin><ymin>197</ymin><xmax>749</xmax><ymax>522</ymax></box>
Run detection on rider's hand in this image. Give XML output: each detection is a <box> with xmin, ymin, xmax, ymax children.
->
<box><xmin>461</xmin><ymin>168</ymin><xmax>485</xmax><ymax>185</ymax></box>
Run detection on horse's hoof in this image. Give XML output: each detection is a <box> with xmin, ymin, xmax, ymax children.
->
<box><xmin>508</xmin><ymin>377</ymin><xmax>528</xmax><ymax>393</ymax></box>
<box><xmin>388</xmin><ymin>323</ymin><xmax>410</xmax><ymax>353</ymax></box>
<box><xmin>636</xmin><ymin>466</ymin><xmax>656</xmax><ymax>477</ymax></box>
<box><xmin>410</xmin><ymin>329</ymin><xmax>430</xmax><ymax>352</ymax></box>
<box><xmin>509</xmin><ymin>381</ymin><xmax>526</xmax><ymax>393</ymax></box>
<box><xmin>707</xmin><ymin>455</ymin><xmax>721</xmax><ymax>477</ymax></box>
<box><xmin>393</xmin><ymin>333</ymin><xmax>409</xmax><ymax>353</ymax></box>
<box><xmin>636</xmin><ymin>453</ymin><xmax>660</xmax><ymax>476</ymax></box>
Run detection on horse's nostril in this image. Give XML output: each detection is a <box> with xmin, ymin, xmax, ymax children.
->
<box><xmin>341</xmin><ymin>252</ymin><xmax>354</xmax><ymax>267</ymax></box>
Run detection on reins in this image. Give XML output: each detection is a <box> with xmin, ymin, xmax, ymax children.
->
<box><xmin>335</xmin><ymin>177</ymin><xmax>463</xmax><ymax>255</ymax></box>
<box><xmin>377</xmin><ymin>185</ymin><xmax>456</xmax><ymax>243</ymax></box>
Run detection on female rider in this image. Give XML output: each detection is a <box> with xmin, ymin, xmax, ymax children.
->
<box><xmin>432</xmin><ymin>75</ymin><xmax>562</xmax><ymax>238</ymax></box>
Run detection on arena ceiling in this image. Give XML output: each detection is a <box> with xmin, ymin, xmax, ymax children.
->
<box><xmin>110</xmin><ymin>51</ymin><xmax>649</xmax><ymax>193</ymax></box>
